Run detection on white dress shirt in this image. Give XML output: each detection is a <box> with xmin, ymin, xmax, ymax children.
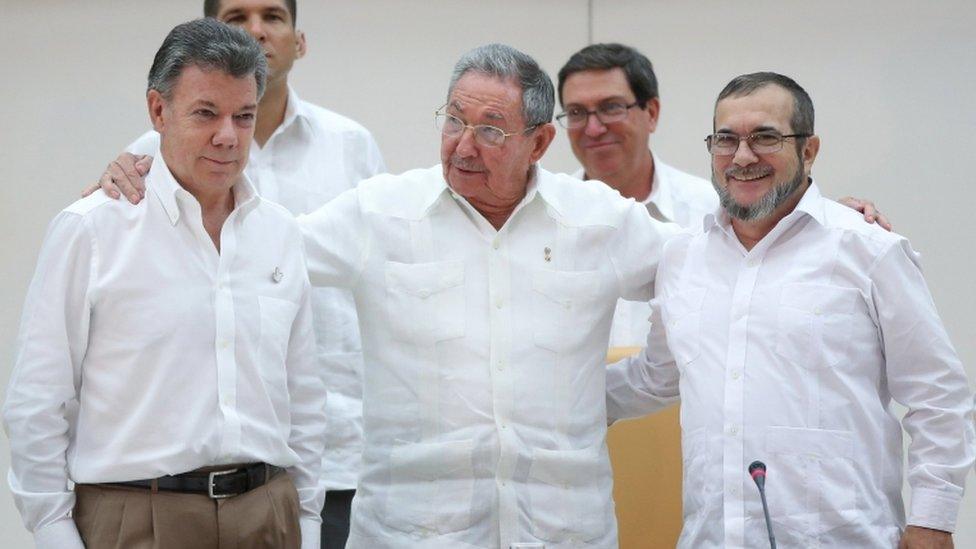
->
<box><xmin>572</xmin><ymin>152</ymin><xmax>718</xmax><ymax>347</ymax></box>
<box><xmin>606</xmin><ymin>182</ymin><xmax>975</xmax><ymax>548</ymax></box>
<box><xmin>127</xmin><ymin>86</ymin><xmax>386</xmax><ymax>491</ymax></box>
<box><xmin>299</xmin><ymin>165</ymin><xmax>677</xmax><ymax>548</ymax></box>
<box><xmin>3</xmin><ymin>152</ymin><xmax>327</xmax><ymax>549</ymax></box>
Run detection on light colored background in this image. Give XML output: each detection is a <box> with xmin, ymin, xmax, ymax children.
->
<box><xmin>1</xmin><ymin>0</ymin><xmax>973</xmax><ymax>546</ymax></box>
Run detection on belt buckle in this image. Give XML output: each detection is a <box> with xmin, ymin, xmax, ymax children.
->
<box><xmin>207</xmin><ymin>468</ymin><xmax>238</xmax><ymax>499</ymax></box>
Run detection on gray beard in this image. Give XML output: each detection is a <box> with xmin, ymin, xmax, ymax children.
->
<box><xmin>711</xmin><ymin>166</ymin><xmax>807</xmax><ymax>221</ymax></box>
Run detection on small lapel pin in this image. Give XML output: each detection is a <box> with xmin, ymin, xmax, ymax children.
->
<box><xmin>544</xmin><ymin>247</ymin><xmax>552</xmax><ymax>262</ymax></box>
<box><xmin>272</xmin><ymin>267</ymin><xmax>283</xmax><ymax>283</ymax></box>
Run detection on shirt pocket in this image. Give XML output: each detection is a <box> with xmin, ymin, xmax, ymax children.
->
<box><xmin>662</xmin><ymin>287</ymin><xmax>707</xmax><ymax>368</ymax></box>
<box><xmin>384</xmin><ymin>260</ymin><xmax>465</xmax><ymax>344</ymax></box>
<box><xmin>531</xmin><ymin>269</ymin><xmax>602</xmax><ymax>354</ymax></box>
<box><xmin>764</xmin><ymin>426</ymin><xmax>859</xmax><ymax>539</ymax></box>
<box><xmin>527</xmin><ymin>445</ymin><xmax>608</xmax><ymax>543</ymax></box>
<box><xmin>380</xmin><ymin>439</ymin><xmax>477</xmax><ymax>535</ymax></box>
<box><xmin>774</xmin><ymin>283</ymin><xmax>858</xmax><ymax>370</ymax></box>
<box><xmin>258</xmin><ymin>295</ymin><xmax>299</xmax><ymax>390</ymax></box>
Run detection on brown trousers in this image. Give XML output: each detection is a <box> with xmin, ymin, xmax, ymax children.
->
<box><xmin>74</xmin><ymin>471</ymin><xmax>301</xmax><ymax>549</ymax></box>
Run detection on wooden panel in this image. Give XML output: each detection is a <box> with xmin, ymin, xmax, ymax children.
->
<box><xmin>607</xmin><ymin>347</ymin><xmax>682</xmax><ymax>548</ymax></box>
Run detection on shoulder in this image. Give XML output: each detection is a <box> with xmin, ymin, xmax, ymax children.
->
<box><xmin>63</xmin><ymin>190</ymin><xmax>126</xmax><ymax>218</ymax></box>
<box><xmin>820</xmin><ymin>198</ymin><xmax>907</xmax><ymax>259</ymax></box>
<box><xmin>352</xmin><ymin>166</ymin><xmax>445</xmax><ymax>219</ymax></box>
<box><xmin>537</xmin><ymin>169</ymin><xmax>640</xmax><ymax>228</ymax></box>
<box><xmin>298</xmin><ymin>100</ymin><xmax>376</xmax><ymax>140</ymax></box>
<box><xmin>126</xmin><ymin>130</ymin><xmax>161</xmax><ymax>156</ymax></box>
<box><xmin>657</xmin><ymin>158</ymin><xmax>718</xmax><ymax>207</ymax></box>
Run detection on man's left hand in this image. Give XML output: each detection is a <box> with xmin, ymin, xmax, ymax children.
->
<box><xmin>838</xmin><ymin>196</ymin><xmax>893</xmax><ymax>231</ymax></box>
<box><xmin>898</xmin><ymin>525</ymin><xmax>953</xmax><ymax>549</ymax></box>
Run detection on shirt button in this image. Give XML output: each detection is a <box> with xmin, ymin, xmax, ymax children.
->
<box><xmin>495</xmin><ymin>299</ymin><xmax>503</xmax><ymax>309</ymax></box>
<box><xmin>418</xmin><ymin>289</ymin><xmax>431</xmax><ymax>298</ymax></box>
<box><xmin>220</xmin><ymin>340</ymin><xmax>229</xmax><ymax>349</ymax></box>
<box><xmin>814</xmin><ymin>306</ymin><xmax>823</xmax><ymax>315</ymax></box>
<box><xmin>501</xmin><ymin>424</ymin><xmax>507</xmax><ymax>430</ymax></box>
<box><xmin>492</xmin><ymin>240</ymin><xmax>500</xmax><ymax>250</ymax></box>
<box><xmin>496</xmin><ymin>361</ymin><xmax>504</xmax><ymax>371</ymax></box>
<box><xmin>730</xmin><ymin>425</ymin><xmax>738</xmax><ymax>435</ymax></box>
<box><xmin>731</xmin><ymin>371</ymin><xmax>740</xmax><ymax>380</ymax></box>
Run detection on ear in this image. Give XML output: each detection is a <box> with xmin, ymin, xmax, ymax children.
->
<box><xmin>644</xmin><ymin>97</ymin><xmax>661</xmax><ymax>133</ymax></box>
<box><xmin>528</xmin><ymin>123</ymin><xmax>557</xmax><ymax>163</ymax></box>
<box><xmin>802</xmin><ymin>134</ymin><xmax>820</xmax><ymax>172</ymax></box>
<box><xmin>295</xmin><ymin>29</ymin><xmax>307</xmax><ymax>59</ymax></box>
<box><xmin>147</xmin><ymin>89</ymin><xmax>167</xmax><ymax>133</ymax></box>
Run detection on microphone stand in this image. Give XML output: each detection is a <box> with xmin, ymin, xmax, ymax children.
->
<box><xmin>749</xmin><ymin>460</ymin><xmax>777</xmax><ymax>549</ymax></box>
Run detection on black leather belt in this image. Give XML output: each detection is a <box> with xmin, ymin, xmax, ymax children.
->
<box><xmin>110</xmin><ymin>463</ymin><xmax>285</xmax><ymax>499</ymax></box>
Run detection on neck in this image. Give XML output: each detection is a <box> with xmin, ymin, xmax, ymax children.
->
<box><xmin>593</xmin><ymin>150</ymin><xmax>654</xmax><ymax>201</ymax></box>
<box><xmin>188</xmin><ymin>185</ymin><xmax>236</xmax><ymax>253</ymax></box>
<box><xmin>730</xmin><ymin>180</ymin><xmax>808</xmax><ymax>251</ymax></box>
<box><xmin>254</xmin><ymin>79</ymin><xmax>289</xmax><ymax>147</ymax></box>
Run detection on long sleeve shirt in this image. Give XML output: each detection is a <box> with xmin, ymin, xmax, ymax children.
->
<box><xmin>126</xmin><ymin>86</ymin><xmax>385</xmax><ymax>491</ymax></box>
<box><xmin>3</xmin><ymin>152</ymin><xmax>327</xmax><ymax>548</ymax></box>
<box><xmin>607</xmin><ymin>182</ymin><xmax>975</xmax><ymax>548</ymax></box>
<box><xmin>299</xmin><ymin>165</ymin><xmax>677</xmax><ymax>548</ymax></box>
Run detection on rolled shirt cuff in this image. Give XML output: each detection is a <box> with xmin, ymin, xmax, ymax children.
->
<box><xmin>300</xmin><ymin>516</ymin><xmax>322</xmax><ymax>549</ymax></box>
<box><xmin>33</xmin><ymin>517</ymin><xmax>84</xmax><ymax>549</ymax></box>
<box><xmin>907</xmin><ymin>486</ymin><xmax>963</xmax><ymax>533</ymax></box>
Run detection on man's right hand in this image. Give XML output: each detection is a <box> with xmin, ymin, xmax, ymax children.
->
<box><xmin>81</xmin><ymin>153</ymin><xmax>153</xmax><ymax>204</ymax></box>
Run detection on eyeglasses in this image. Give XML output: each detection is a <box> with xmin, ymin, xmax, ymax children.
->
<box><xmin>555</xmin><ymin>101</ymin><xmax>640</xmax><ymax>129</ymax></box>
<box><xmin>434</xmin><ymin>109</ymin><xmax>538</xmax><ymax>148</ymax></box>
<box><xmin>705</xmin><ymin>131</ymin><xmax>811</xmax><ymax>156</ymax></box>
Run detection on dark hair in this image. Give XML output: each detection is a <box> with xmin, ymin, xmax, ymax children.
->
<box><xmin>448</xmin><ymin>44</ymin><xmax>555</xmax><ymax>127</ymax></box>
<box><xmin>204</xmin><ymin>0</ymin><xmax>297</xmax><ymax>25</ymax></box>
<box><xmin>715</xmin><ymin>72</ymin><xmax>815</xmax><ymax>134</ymax></box>
<box><xmin>148</xmin><ymin>18</ymin><xmax>268</xmax><ymax>100</ymax></box>
<box><xmin>557</xmin><ymin>43</ymin><xmax>658</xmax><ymax>107</ymax></box>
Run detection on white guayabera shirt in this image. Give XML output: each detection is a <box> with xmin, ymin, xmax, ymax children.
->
<box><xmin>127</xmin><ymin>86</ymin><xmax>386</xmax><ymax>492</ymax></box>
<box><xmin>3</xmin><ymin>153</ymin><xmax>327</xmax><ymax>549</ymax></box>
<box><xmin>572</xmin><ymin>152</ymin><xmax>718</xmax><ymax>348</ymax></box>
<box><xmin>607</xmin><ymin>182</ymin><xmax>975</xmax><ymax>548</ymax></box>
<box><xmin>300</xmin><ymin>165</ymin><xmax>677</xmax><ymax>548</ymax></box>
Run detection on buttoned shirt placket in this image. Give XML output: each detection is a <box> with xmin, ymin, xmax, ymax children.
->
<box><xmin>448</xmin><ymin>188</ymin><xmax>537</xmax><ymax>545</ymax></box>
<box><xmin>711</xmin><ymin>212</ymin><xmax>807</xmax><ymax>548</ymax></box>
<box><xmin>176</xmin><ymin>190</ymin><xmax>250</xmax><ymax>461</ymax></box>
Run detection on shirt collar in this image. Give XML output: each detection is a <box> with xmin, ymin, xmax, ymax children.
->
<box><xmin>148</xmin><ymin>145</ymin><xmax>259</xmax><ymax>226</ymax></box>
<box><xmin>281</xmin><ymin>85</ymin><xmax>305</xmax><ymax>131</ymax></box>
<box><xmin>642</xmin><ymin>150</ymin><xmax>676</xmax><ymax>222</ymax></box>
<box><xmin>702</xmin><ymin>177</ymin><xmax>824</xmax><ymax>233</ymax></box>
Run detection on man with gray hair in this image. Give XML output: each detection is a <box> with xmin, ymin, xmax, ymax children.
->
<box><xmin>3</xmin><ymin>18</ymin><xmax>326</xmax><ymax>549</ymax></box>
<box><xmin>92</xmin><ymin>42</ymin><xmax>676</xmax><ymax>547</ymax></box>
<box><xmin>296</xmin><ymin>43</ymin><xmax>676</xmax><ymax>548</ymax></box>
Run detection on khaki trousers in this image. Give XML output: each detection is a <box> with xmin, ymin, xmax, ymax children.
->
<box><xmin>74</xmin><ymin>470</ymin><xmax>301</xmax><ymax>549</ymax></box>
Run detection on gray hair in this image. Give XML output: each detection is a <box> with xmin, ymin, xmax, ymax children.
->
<box><xmin>715</xmin><ymin>72</ymin><xmax>814</xmax><ymax>135</ymax></box>
<box><xmin>447</xmin><ymin>44</ymin><xmax>554</xmax><ymax>127</ymax></box>
<box><xmin>148</xmin><ymin>18</ymin><xmax>267</xmax><ymax>101</ymax></box>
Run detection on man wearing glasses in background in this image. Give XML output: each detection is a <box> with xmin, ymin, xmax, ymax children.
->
<box><xmin>556</xmin><ymin>43</ymin><xmax>889</xmax><ymax>348</ymax></box>
<box><xmin>89</xmin><ymin>2</ymin><xmax>385</xmax><ymax>546</ymax></box>
<box><xmin>605</xmin><ymin>72</ymin><xmax>974</xmax><ymax>548</ymax></box>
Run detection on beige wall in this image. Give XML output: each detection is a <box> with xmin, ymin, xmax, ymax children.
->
<box><xmin>1</xmin><ymin>1</ymin><xmax>973</xmax><ymax>546</ymax></box>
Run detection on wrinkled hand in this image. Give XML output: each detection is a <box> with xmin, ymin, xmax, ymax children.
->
<box><xmin>81</xmin><ymin>153</ymin><xmax>153</xmax><ymax>204</ymax></box>
<box><xmin>838</xmin><ymin>196</ymin><xmax>892</xmax><ymax>231</ymax></box>
<box><xmin>898</xmin><ymin>525</ymin><xmax>953</xmax><ymax>549</ymax></box>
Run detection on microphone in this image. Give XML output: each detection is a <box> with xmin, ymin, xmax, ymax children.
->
<box><xmin>749</xmin><ymin>460</ymin><xmax>777</xmax><ymax>549</ymax></box>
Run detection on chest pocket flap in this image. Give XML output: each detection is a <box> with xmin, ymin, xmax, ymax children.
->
<box><xmin>385</xmin><ymin>260</ymin><xmax>465</xmax><ymax>344</ymax></box>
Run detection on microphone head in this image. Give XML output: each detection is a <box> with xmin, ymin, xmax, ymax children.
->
<box><xmin>749</xmin><ymin>460</ymin><xmax>767</xmax><ymax>476</ymax></box>
<box><xmin>749</xmin><ymin>460</ymin><xmax>767</xmax><ymax>488</ymax></box>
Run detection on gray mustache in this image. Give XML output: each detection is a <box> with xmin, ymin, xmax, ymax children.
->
<box><xmin>725</xmin><ymin>165</ymin><xmax>772</xmax><ymax>179</ymax></box>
